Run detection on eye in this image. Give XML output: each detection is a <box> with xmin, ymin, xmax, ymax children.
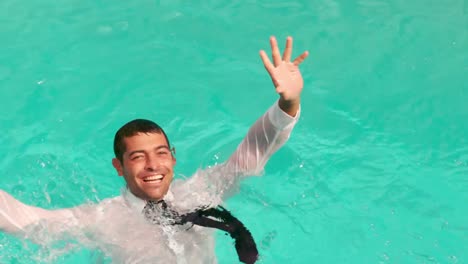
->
<box><xmin>157</xmin><ymin>150</ymin><xmax>170</xmax><ymax>156</ymax></box>
<box><xmin>131</xmin><ymin>155</ymin><xmax>144</xmax><ymax>161</ymax></box>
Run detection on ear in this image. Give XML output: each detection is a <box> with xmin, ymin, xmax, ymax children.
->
<box><xmin>171</xmin><ymin>147</ymin><xmax>177</xmax><ymax>165</ymax></box>
<box><xmin>112</xmin><ymin>158</ymin><xmax>124</xmax><ymax>176</ymax></box>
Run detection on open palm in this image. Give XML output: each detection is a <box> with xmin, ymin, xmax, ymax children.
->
<box><xmin>260</xmin><ymin>36</ymin><xmax>309</xmax><ymax>102</ymax></box>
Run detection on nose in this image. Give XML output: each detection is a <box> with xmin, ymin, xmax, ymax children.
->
<box><xmin>144</xmin><ymin>154</ymin><xmax>160</xmax><ymax>171</ymax></box>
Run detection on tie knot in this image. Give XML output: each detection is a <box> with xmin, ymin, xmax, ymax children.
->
<box><xmin>147</xmin><ymin>199</ymin><xmax>167</xmax><ymax>208</ymax></box>
<box><xmin>143</xmin><ymin>199</ymin><xmax>181</xmax><ymax>225</ymax></box>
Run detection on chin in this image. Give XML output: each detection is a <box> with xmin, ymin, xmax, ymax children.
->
<box><xmin>148</xmin><ymin>194</ymin><xmax>162</xmax><ymax>200</ymax></box>
<box><xmin>148</xmin><ymin>190</ymin><xmax>168</xmax><ymax>200</ymax></box>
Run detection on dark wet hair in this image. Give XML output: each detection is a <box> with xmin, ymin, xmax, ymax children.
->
<box><xmin>113</xmin><ymin>119</ymin><xmax>170</xmax><ymax>163</ymax></box>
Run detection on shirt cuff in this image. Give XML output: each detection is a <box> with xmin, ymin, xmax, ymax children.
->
<box><xmin>267</xmin><ymin>100</ymin><xmax>301</xmax><ymax>130</ymax></box>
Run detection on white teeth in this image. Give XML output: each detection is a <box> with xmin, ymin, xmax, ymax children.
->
<box><xmin>144</xmin><ymin>175</ymin><xmax>163</xmax><ymax>181</ymax></box>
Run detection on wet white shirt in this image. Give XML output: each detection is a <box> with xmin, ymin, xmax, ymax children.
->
<box><xmin>0</xmin><ymin>101</ymin><xmax>300</xmax><ymax>263</ymax></box>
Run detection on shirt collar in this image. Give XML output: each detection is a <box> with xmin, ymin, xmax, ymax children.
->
<box><xmin>121</xmin><ymin>187</ymin><xmax>175</xmax><ymax>212</ymax></box>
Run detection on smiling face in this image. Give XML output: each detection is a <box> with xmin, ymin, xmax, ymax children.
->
<box><xmin>112</xmin><ymin>132</ymin><xmax>176</xmax><ymax>201</ymax></box>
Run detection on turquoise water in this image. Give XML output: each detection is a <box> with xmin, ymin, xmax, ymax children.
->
<box><xmin>1</xmin><ymin>0</ymin><xmax>467</xmax><ymax>263</ymax></box>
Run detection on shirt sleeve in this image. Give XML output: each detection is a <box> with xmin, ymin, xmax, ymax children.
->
<box><xmin>178</xmin><ymin>100</ymin><xmax>300</xmax><ymax>204</ymax></box>
<box><xmin>225</xmin><ymin>100</ymin><xmax>300</xmax><ymax>176</ymax></box>
<box><xmin>0</xmin><ymin>190</ymin><xmax>96</xmax><ymax>244</ymax></box>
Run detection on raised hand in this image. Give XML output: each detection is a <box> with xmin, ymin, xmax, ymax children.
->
<box><xmin>260</xmin><ymin>36</ymin><xmax>308</xmax><ymax>116</ymax></box>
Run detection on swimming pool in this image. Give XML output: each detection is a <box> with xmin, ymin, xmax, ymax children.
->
<box><xmin>1</xmin><ymin>0</ymin><xmax>467</xmax><ymax>263</ymax></box>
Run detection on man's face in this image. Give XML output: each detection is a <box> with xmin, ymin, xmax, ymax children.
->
<box><xmin>112</xmin><ymin>132</ymin><xmax>176</xmax><ymax>201</ymax></box>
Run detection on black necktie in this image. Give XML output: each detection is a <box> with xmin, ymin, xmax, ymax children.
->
<box><xmin>143</xmin><ymin>200</ymin><xmax>258</xmax><ymax>264</ymax></box>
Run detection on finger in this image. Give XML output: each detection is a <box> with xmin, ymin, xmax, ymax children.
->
<box><xmin>282</xmin><ymin>36</ymin><xmax>293</xmax><ymax>62</ymax></box>
<box><xmin>270</xmin><ymin>36</ymin><xmax>282</xmax><ymax>66</ymax></box>
<box><xmin>259</xmin><ymin>50</ymin><xmax>275</xmax><ymax>73</ymax></box>
<box><xmin>292</xmin><ymin>51</ymin><xmax>309</xmax><ymax>66</ymax></box>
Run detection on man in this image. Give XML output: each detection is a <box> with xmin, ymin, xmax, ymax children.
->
<box><xmin>0</xmin><ymin>36</ymin><xmax>308</xmax><ymax>263</ymax></box>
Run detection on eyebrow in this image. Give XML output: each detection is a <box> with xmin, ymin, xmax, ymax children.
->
<box><xmin>128</xmin><ymin>145</ymin><xmax>170</xmax><ymax>157</ymax></box>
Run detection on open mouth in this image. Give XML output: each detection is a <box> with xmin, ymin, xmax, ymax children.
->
<box><xmin>143</xmin><ymin>174</ymin><xmax>164</xmax><ymax>183</ymax></box>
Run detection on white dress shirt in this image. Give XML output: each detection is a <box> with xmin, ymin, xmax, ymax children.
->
<box><xmin>0</xmin><ymin>101</ymin><xmax>300</xmax><ymax>263</ymax></box>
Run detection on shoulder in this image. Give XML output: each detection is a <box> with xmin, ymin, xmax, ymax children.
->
<box><xmin>169</xmin><ymin>167</ymin><xmax>226</xmax><ymax>211</ymax></box>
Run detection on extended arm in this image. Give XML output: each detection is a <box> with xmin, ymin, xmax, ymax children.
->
<box><xmin>224</xmin><ymin>100</ymin><xmax>300</xmax><ymax>176</ymax></box>
<box><xmin>180</xmin><ymin>37</ymin><xmax>308</xmax><ymax>202</ymax></box>
<box><xmin>226</xmin><ymin>36</ymin><xmax>308</xmax><ymax>175</ymax></box>
<box><xmin>0</xmin><ymin>190</ymin><xmax>77</xmax><ymax>235</ymax></box>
